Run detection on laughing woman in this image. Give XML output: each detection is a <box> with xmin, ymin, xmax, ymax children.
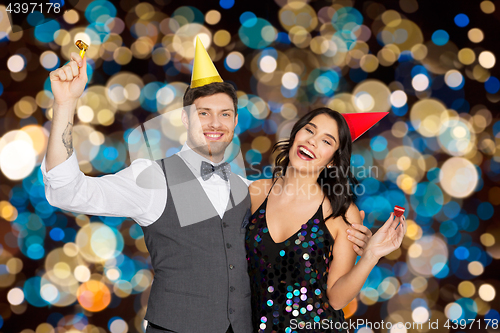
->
<box><xmin>246</xmin><ymin>108</ymin><xmax>406</xmax><ymax>332</ymax></box>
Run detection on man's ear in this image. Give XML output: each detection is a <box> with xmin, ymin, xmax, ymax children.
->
<box><xmin>181</xmin><ymin>108</ymin><xmax>189</xmax><ymax>130</ymax></box>
<box><xmin>234</xmin><ymin>113</ymin><xmax>238</xmax><ymax>128</ymax></box>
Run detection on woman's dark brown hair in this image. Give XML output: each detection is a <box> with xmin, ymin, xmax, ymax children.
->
<box><xmin>272</xmin><ymin>107</ymin><xmax>360</xmax><ymax>225</ymax></box>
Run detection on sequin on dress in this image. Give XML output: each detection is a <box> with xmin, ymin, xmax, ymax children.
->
<box><xmin>245</xmin><ymin>181</ymin><xmax>348</xmax><ymax>333</ymax></box>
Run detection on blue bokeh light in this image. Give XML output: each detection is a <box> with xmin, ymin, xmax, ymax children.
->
<box><xmin>432</xmin><ymin>30</ymin><xmax>449</xmax><ymax>46</ymax></box>
<box><xmin>484</xmin><ymin>76</ymin><xmax>500</xmax><ymax>94</ymax></box>
<box><xmin>454</xmin><ymin>14</ymin><xmax>469</xmax><ymax>27</ymax></box>
<box><xmin>220</xmin><ymin>0</ymin><xmax>235</xmax><ymax>9</ymax></box>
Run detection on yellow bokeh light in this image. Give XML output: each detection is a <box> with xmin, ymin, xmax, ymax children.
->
<box><xmin>397</xmin><ymin>156</ymin><xmax>412</xmax><ymax>171</ymax></box>
<box><xmin>410</xmin><ymin>99</ymin><xmax>453</xmax><ymax>137</ymax></box>
<box><xmin>7</xmin><ymin>288</ymin><xmax>24</xmax><ymax>305</ymax></box>
<box><xmin>408</xmin><ymin>243</ymin><xmax>422</xmax><ymax>258</ymax></box>
<box><xmin>405</xmin><ymin>220</ymin><xmax>422</xmax><ymax>240</ymax></box>
<box><xmin>458</xmin><ymin>48</ymin><xmax>476</xmax><ymax>65</ymax></box>
<box><xmin>458</xmin><ymin>281</ymin><xmax>475</xmax><ymax>298</ymax></box>
<box><xmin>97</xmin><ymin>109</ymin><xmax>115</xmax><ymax>126</ymax></box>
<box><xmin>478</xmin><ymin>284</ymin><xmax>495</xmax><ymax>301</ymax></box>
<box><xmin>480</xmin><ymin>1</ymin><xmax>495</xmax><ymax>14</ymax></box>
<box><xmin>360</xmin><ymin>54</ymin><xmax>379</xmax><ymax>73</ymax></box>
<box><xmin>411</xmin><ymin>43</ymin><xmax>428</xmax><ymax>61</ymax></box>
<box><xmin>6</xmin><ymin>257</ymin><xmax>23</xmax><ymax>274</ymax></box>
<box><xmin>439</xmin><ymin>157</ymin><xmax>478</xmax><ymax>198</ymax></box>
<box><xmin>63</xmin><ymin>9</ymin><xmax>79</xmax><ymax>24</ymax></box>
<box><xmin>36</xmin><ymin>323</ymin><xmax>55</xmax><ymax>333</ymax></box>
<box><xmin>472</xmin><ymin>64</ymin><xmax>490</xmax><ymax>82</ymax></box>
<box><xmin>53</xmin><ymin>262</ymin><xmax>72</xmax><ymax>279</ymax></box>
<box><xmin>411</xmin><ymin>276</ymin><xmax>428</xmax><ymax>293</ymax></box>
<box><xmin>252</xmin><ymin>136</ymin><xmax>272</xmax><ymax>153</ymax></box>
<box><xmin>478</xmin><ymin>51</ymin><xmax>496</xmax><ymax>69</ymax></box>
<box><xmin>468</xmin><ymin>261</ymin><xmax>484</xmax><ymax>276</ymax></box>
<box><xmin>279</xmin><ymin>2</ymin><xmax>318</xmax><ymax>32</ymax></box>
<box><xmin>468</xmin><ymin>28</ymin><xmax>484</xmax><ymax>43</ymax></box>
<box><xmin>480</xmin><ymin>233</ymin><xmax>495</xmax><ymax>247</ymax></box>
<box><xmin>205</xmin><ymin>10</ymin><xmax>221</xmax><ymax>25</ymax></box>
<box><xmin>213</xmin><ymin>30</ymin><xmax>231</xmax><ymax>47</ymax></box>
<box><xmin>77</xmin><ymin>105</ymin><xmax>94</xmax><ymax>123</ymax></box>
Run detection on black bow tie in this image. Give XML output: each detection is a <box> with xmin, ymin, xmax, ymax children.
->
<box><xmin>200</xmin><ymin>161</ymin><xmax>231</xmax><ymax>181</ymax></box>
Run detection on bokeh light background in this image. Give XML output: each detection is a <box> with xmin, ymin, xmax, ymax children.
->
<box><xmin>0</xmin><ymin>0</ymin><xmax>499</xmax><ymax>332</ymax></box>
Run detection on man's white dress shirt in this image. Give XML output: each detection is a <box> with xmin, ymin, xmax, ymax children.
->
<box><xmin>40</xmin><ymin>143</ymin><xmax>252</xmax><ymax>227</ymax></box>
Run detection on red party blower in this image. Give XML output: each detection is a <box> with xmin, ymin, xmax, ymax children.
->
<box><xmin>394</xmin><ymin>205</ymin><xmax>405</xmax><ymax>217</ymax></box>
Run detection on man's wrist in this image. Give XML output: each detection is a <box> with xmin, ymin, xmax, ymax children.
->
<box><xmin>52</xmin><ymin>100</ymin><xmax>78</xmax><ymax>123</ymax></box>
<box><xmin>54</xmin><ymin>100</ymin><xmax>78</xmax><ymax>109</ymax></box>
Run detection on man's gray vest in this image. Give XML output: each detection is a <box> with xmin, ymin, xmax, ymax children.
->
<box><xmin>141</xmin><ymin>154</ymin><xmax>252</xmax><ymax>332</ymax></box>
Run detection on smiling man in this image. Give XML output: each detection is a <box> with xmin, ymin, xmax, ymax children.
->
<box><xmin>43</xmin><ymin>37</ymin><xmax>253</xmax><ymax>333</ymax></box>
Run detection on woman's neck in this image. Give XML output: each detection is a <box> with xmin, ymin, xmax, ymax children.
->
<box><xmin>280</xmin><ymin>166</ymin><xmax>322</xmax><ymax>198</ymax></box>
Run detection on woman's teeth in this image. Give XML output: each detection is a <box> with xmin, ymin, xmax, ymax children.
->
<box><xmin>299</xmin><ymin>146</ymin><xmax>315</xmax><ymax>159</ymax></box>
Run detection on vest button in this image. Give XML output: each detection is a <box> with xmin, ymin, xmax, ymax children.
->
<box><xmin>229</xmin><ymin>264</ymin><xmax>234</xmax><ymax>270</ymax></box>
<box><xmin>230</xmin><ymin>286</ymin><xmax>235</xmax><ymax>292</ymax></box>
<box><xmin>226</xmin><ymin>243</ymin><xmax>232</xmax><ymax>248</ymax></box>
<box><xmin>223</xmin><ymin>222</ymin><xmax>228</xmax><ymax>228</ymax></box>
<box><xmin>229</xmin><ymin>308</ymin><xmax>235</xmax><ymax>314</ymax></box>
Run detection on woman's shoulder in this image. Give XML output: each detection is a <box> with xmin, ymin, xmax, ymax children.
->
<box><xmin>249</xmin><ymin>178</ymin><xmax>275</xmax><ymax>196</ymax></box>
<box><xmin>249</xmin><ymin>178</ymin><xmax>276</xmax><ymax>213</ymax></box>
<box><xmin>323</xmin><ymin>201</ymin><xmax>362</xmax><ymax>238</ymax></box>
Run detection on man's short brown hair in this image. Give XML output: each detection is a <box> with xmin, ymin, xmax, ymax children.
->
<box><xmin>183</xmin><ymin>82</ymin><xmax>238</xmax><ymax>116</ymax></box>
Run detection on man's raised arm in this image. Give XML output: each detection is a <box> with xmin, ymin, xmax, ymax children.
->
<box><xmin>42</xmin><ymin>52</ymin><xmax>166</xmax><ymax>226</ymax></box>
<box><xmin>46</xmin><ymin>52</ymin><xmax>87</xmax><ymax>172</ymax></box>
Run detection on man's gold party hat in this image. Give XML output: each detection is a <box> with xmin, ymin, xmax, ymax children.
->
<box><xmin>190</xmin><ymin>36</ymin><xmax>223</xmax><ymax>88</ymax></box>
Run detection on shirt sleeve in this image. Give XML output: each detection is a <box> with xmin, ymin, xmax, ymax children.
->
<box><xmin>40</xmin><ymin>151</ymin><xmax>167</xmax><ymax>227</ymax></box>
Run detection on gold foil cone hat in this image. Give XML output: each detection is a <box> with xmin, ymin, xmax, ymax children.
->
<box><xmin>190</xmin><ymin>36</ymin><xmax>223</xmax><ymax>88</ymax></box>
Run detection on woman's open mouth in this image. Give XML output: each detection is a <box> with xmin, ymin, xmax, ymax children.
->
<box><xmin>297</xmin><ymin>145</ymin><xmax>316</xmax><ymax>160</ymax></box>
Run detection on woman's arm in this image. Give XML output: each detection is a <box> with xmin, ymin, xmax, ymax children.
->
<box><xmin>325</xmin><ymin>206</ymin><xmax>404</xmax><ymax>310</ymax></box>
<box><xmin>324</xmin><ymin>203</ymin><xmax>367</xmax><ymax>310</ymax></box>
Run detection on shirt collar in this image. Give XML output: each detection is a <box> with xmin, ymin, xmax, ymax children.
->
<box><xmin>178</xmin><ymin>142</ymin><xmax>226</xmax><ymax>175</ymax></box>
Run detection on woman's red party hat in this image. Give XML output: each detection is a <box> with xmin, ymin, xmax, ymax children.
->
<box><xmin>341</xmin><ymin>112</ymin><xmax>389</xmax><ymax>142</ymax></box>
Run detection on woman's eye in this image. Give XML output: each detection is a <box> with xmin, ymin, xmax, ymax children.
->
<box><xmin>306</xmin><ymin>128</ymin><xmax>313</xmax><ymax>134</ymax></box>
<box><xmin>323</xmin><ymin>140</ymin><xmax>331</xmax><ymax>145</ymax></box>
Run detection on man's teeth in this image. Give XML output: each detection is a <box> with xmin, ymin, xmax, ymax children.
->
<box><xmin>205</xmin><ymin>133</ymin><xmax>222</xmax><ymax>138</ymax></box>
<box><xmin>299</xmin><ymin>146</ymin><xmax>314</xmax><ymax>159</ymax></box>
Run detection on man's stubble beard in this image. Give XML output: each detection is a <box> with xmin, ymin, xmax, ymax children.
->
<box><xmin>187</xmin><ymin>131</ymin><xmax>233</xmax><ymax>161</ymax></box>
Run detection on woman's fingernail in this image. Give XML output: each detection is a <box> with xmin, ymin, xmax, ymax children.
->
<box><xmin>347</xmin><ymin>229</ymin><xmax>351</xmax><ymax>233</ymax></box>
<box><xmin>347</xmin><ymin>235</ymin><xmax>352</xmax><ymax>239</ymax></box>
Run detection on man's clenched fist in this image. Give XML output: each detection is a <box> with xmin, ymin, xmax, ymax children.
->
<box><xmin>49</xmin><ymin>52</ymin><xmax>88</xmax><ymax>106</ymax></box>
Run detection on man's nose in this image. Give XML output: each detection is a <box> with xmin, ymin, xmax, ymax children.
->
<box><xmin>208</xmin><ymin>114</ymin><xmax>222</xmax><ymax>127</ymax></box>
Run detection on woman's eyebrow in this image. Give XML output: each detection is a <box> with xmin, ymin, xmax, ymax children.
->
<box><xmin>308</xmin><ymin>122</ymin><xmax>338</xmax><ymax>143</ymax></box>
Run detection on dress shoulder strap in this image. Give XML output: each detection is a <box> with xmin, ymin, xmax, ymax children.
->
<box><xmin>320</xmin><ymin>194</ymin><xmax>326</xmax><ymax>206</ymax></box>
<box><xmin>266</xmin><ymin>177</ymin><xmax>281</xmax><ymax>198</ymax></box>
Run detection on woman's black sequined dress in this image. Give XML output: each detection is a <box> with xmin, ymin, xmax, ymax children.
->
<box><xmin>245</xmin><ymin>186</ymin><xmax>348</xmax><ymax>333</ymax></box>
